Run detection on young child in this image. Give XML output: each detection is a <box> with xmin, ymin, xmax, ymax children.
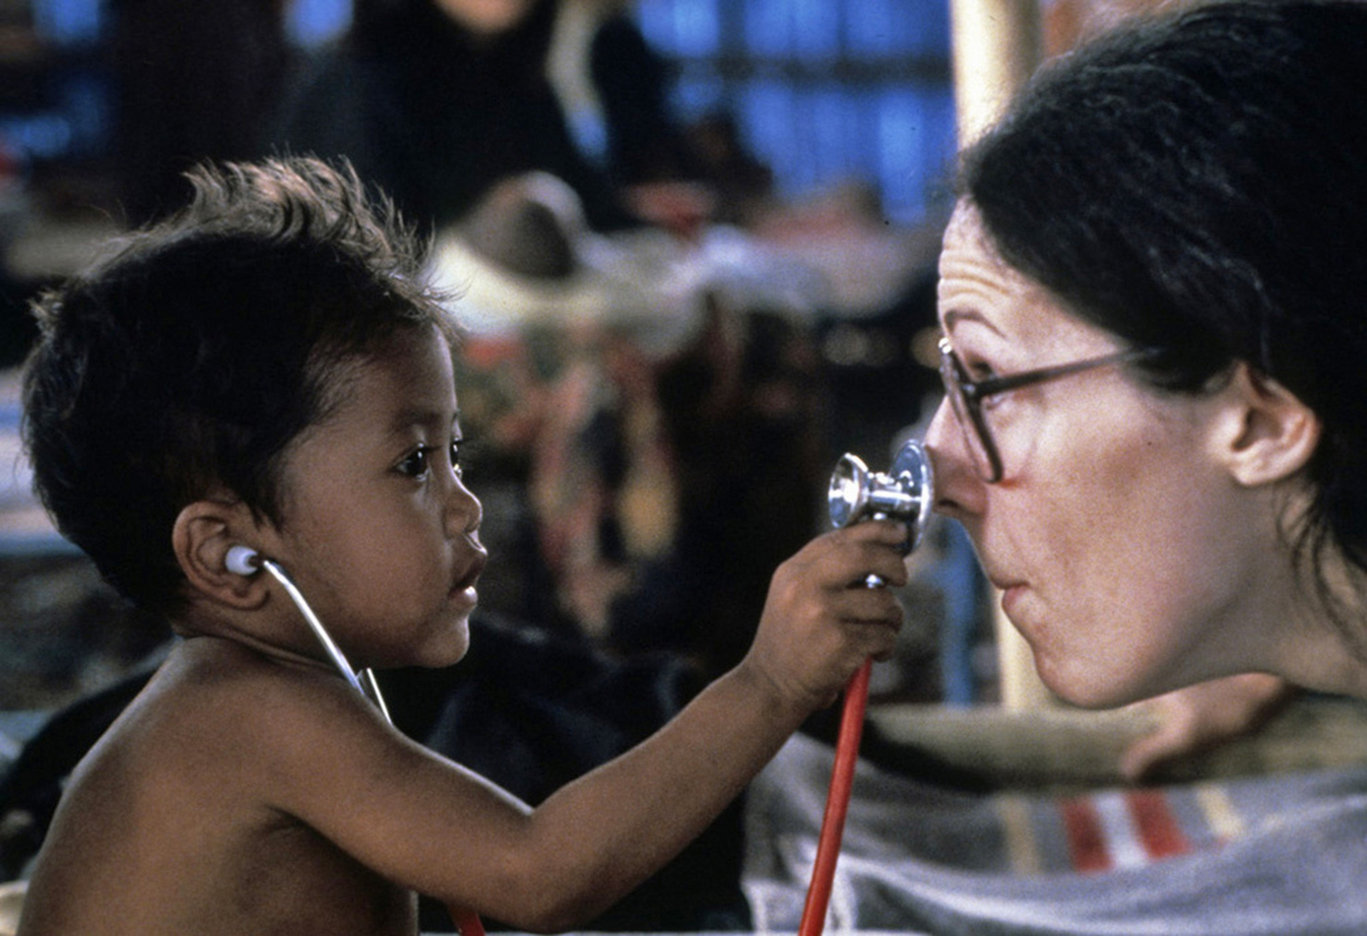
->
<box><xmin>14</xmin><ymin>156</ymin><xmax>907</xmax><ymax>935</ymax></box>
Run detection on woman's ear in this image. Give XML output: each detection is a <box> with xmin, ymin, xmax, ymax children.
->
<box><xmin>172</xmin><ymin>499</ymin><xmax>269</xmax><ymax>609</ymax></box>
<box><xmin>1215</xmin><ymin>362</ymin><xmax>1322</xmax><ymax>487</ymax></box>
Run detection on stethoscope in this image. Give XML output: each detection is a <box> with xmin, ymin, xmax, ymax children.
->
<box><xmin>801</xmin><ymin>438</ymin><xmax>934</xmax><ymax>936</ymax></box>
<box><xmin>222</xmin><ymin>545</ymin><xmax>487</xmax><ymax>936</ymax></box>
<box><xmin>221</xmin><ymin>438</ymin><xmax>933</xmax><ymax>936</ymax></box>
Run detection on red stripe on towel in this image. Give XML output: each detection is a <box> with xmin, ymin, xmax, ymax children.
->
<box><xmin>1060</xmin><ymin>796</ymin><xmax>1111</xmax><ymax>873</ymax></box>
<box><xmin>1127</xmin><ymin>789</ymin><xmax>1190</xmax><ymax>860</ymax></box>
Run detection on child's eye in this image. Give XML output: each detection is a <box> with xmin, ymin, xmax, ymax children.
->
<box><xmin>397</xmin><ymin>446</ymin><xmax>434</xmax><ymax>479</ymax></box>
<box><xmin>396</xmin><ymin>435</ymin><xmax>465</xmax><ymax>481</ymax></box>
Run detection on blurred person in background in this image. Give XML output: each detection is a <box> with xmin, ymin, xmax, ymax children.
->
<box><xmin>265</xmin><ymin>0</ymin><xmax>716</xmax><ymax>235</ymax></box>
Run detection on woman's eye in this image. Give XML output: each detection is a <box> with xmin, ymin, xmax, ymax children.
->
<box><xmin>450</xmin><ymin>439</ymin><xmax>463</xmax><ymax>478</ymax></box>
<box><xmin>963</xmin><ymin>355</ymin><xmax>997</xmax><ymax>382</ymax></box>
<box><xmin>397</xmin><ymin>447</ymin><xmax>433</xmax><ymax>479</ymax></box>
<box><xmin>962</xmin><ymin>357</ymin><xmax>1011</xmax><ymax>409</ymax></box>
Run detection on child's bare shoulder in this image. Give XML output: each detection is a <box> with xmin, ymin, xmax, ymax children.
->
<box><xmin>19</xmin><ymin>636</ymin><xmax>418</xmax><ymax>935</ymax></box>
<box><xmin>137</xmin><ymin>636</ymin><xmax>394</xmax><ymax>771</ymax></box>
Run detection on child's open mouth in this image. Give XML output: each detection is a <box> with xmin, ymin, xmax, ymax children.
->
<box><xmin>451</xmin><ymin>548</ymin><xmax>488</xmax><ymax>598</ymax></box>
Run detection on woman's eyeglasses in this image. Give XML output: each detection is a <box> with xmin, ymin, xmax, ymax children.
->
<box><xmin>938</xmin><ymin>336</ymin><xmax>1161</xmax><ymax>483</ymax></box>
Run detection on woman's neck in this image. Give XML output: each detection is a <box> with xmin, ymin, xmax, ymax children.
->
<box><xmin>1270</xmin><ymin>546</ymin><xmax>1367</xmax><ymax>698</ymax></box>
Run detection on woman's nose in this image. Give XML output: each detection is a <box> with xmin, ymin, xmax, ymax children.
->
<box><xmin>923</xmin><ymin>397</ymin><xmax>982</xmax><ymax>516</ymax></box>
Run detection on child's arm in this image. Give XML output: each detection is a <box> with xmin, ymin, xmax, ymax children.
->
<box><xmin>263</xmin><ymin>519</ymin><xmax>907</xmax><ymax>932</ymax></box>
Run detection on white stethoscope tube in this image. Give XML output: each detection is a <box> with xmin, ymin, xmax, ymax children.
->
<box><xmin>225</xmin><ymin>544</ymin><xmax>391</xmax><ymax>723</ymax></box>
<box><xmin>225</xmin><ymin>547</ymin><xmax>483</xmax><ymax>935</ymax></box>
<box><xmin>260</xmin><ymin>558</ymin><xmax>391</xmax><ymax>723</ymax></box>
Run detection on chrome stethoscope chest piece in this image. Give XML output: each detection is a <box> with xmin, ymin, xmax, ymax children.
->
<box><xmin>827</xmin><ymin>438</ymin><xmax>934</xmax><ymax>553</ymax></box>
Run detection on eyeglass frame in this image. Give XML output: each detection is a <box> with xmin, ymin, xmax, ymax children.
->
<box><xmin>938</xmin><ymin>336</ymin><xmax>1163</xmax><ymax>483</ymax></box>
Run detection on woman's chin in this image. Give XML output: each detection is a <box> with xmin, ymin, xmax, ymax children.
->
<box><xmin>1033</xmin><ymin>656</ymin><xmax>1146</xmax><ymax>710</ymax></box>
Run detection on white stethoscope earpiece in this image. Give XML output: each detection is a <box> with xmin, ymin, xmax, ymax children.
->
<box><xmin>224</xmin><ymin>545</ymin><xmax>261</xmax><ymax>577</ymax></box>
<box><xmin>222</xmin><ymin>544</ymin><xmax>391</xmax><ymax>722</ymax></box>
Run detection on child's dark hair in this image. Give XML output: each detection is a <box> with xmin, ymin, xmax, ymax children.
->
<box><xmin>22</xmin><ymin>156</ymin><xmax>455</xmax><ymax>615</ymax></box>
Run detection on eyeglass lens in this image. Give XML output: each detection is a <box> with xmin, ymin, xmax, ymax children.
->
<box><xmin>938</xmin><ymin>345</ymin><xmax>1001</xmax><ymax>482</ymax></box>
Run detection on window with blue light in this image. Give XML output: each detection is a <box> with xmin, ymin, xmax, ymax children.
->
<box><xmin>636</xmin><ymin>0</ymin><xmax>956</xmax><ymax>225</ymax></box>
<box><xmin>0</xmin><ymin>0</ymin><xmax>109</xmax><ymax>164</ymax></box>
<box><xmin>286</xmin><ymin>0</ymin><xmax>353</xmax><ymax>48</ymax></box>
<box><xmin>31</xmin><ymin>0</ymin><xmax>102</xmax><ymax>47</ymax></box>
<box><xmin>5</xmin><ymin>0</ymin><xmax>956</xmax><ymax>224</ymax></box>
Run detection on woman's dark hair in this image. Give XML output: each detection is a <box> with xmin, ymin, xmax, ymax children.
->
<box><xmin>961</xmin><ymin>0</ymin><xmax>1367</xmax><ymax>577</ymax></box>
<box><xmin>21</xmin><ymin>156</ymin><xmax>455</xmax><ymax>615</ymax></box>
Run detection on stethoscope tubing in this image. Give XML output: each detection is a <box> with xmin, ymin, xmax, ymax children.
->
<box><xmin>797</xmin><ymin>658</ymin><xmax>872</xmax><ymax>936</ymax></box>
<box><xmin>800</xmin><ymin>439</ymin><xmax>931</xmax><ymax>934</ymax></box>
<box><xmin>260</xmin><ymin>558</ymin><xmax>366</xmax><ymax>695</ymax></box>
<box><xmin>260</xmin><ymin>557</ymin><xmax>482</xmax><ymax>934</ymax></box>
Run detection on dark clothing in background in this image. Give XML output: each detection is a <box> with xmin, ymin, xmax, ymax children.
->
<box><xmin>265</xmin><ymin>0</ymin><xmax>692</xmax><ymax>233</ymax></box>
<box><xmin>588</xmin><ymin>11</ymin><xmax>704</xmax><ymax>189</ymax></box>
<box><xmin>110</xmin><ymin>0</ymin><xmax>291</xmax><ymax>226</ymax></box>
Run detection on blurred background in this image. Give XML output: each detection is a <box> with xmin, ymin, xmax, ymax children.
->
<box><xmin>0</xmin><ymin>0</ymin><xmax>982</xmax><ymax>713</ymax></box>
<box><xmin>15</xmin><ymin>3</ymin><xmax>1367</xmax><ymax>933</ymax></box>
<box><xmin>0</xmin><ymin>0</ymin><xmax>1192</xmax><ymax>795</ymax></box>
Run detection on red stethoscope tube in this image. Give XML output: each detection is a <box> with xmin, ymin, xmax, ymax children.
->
<box><xmin>451</xmin><ymin>906</ymin><xmax>486</xmax><ymax>936</ymax></box>
<box><xmin>797</xmin><ymin>658</ymin><xmax>872</xmax><ymax>936</ymax></box>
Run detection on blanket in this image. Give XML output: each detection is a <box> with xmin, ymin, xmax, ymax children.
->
<box><xmin>744</xmin><ymin>733</ymin><xmax>1367</xmax><ymax>935</ymax></box>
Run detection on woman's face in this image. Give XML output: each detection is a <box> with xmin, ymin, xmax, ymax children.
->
<box><xmin>925</xmin><ymin>202</ymin><xmax>1282</xmax><ymax>707</ymax></box>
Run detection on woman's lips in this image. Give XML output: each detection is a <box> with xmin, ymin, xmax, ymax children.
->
<box><xmin>1000</xmin><ymin>583</ymin><xmax>1024</xmax><ymax>616</ymax></box>
<box><xmin>993</xmin><ymin>575</ymin><xmax>1027</xmax><ymax>620</ymax></box>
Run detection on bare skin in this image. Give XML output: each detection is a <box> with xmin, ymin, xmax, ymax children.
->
<box><xmin>17</xmin><ymin>325</ymin><xmax>907</xmax><ymax>936</ymax></box>
<box><xmin>927</xmin><ymin>202</ymin><xmax>1333</xmax><ymax>709</ymax></box>
<box><xmin>926</xmin><ymin>202</ymin><xmax>1367</xmax><ymax>777</ymax></box>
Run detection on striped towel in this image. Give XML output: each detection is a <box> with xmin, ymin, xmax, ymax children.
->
<box><xmin>996</xmin><ymin>783</ymin><xmax>1242</xmax><ymax>876</ymax></box>
<box><xmin>744</xmin><ymin>733</ymin><xmax>1367</xmax><ymax>934</ymax></box>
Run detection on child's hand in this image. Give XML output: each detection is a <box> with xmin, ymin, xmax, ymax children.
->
<box><xmin>742</xmin><ymin>520</ymin><xmax>908</xmax><ymax>714</ymax></box>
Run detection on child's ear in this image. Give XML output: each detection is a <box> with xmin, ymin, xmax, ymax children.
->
<box><xmin>1213</xmin><ymin>361</ymin><xmax>1322</xmax><ymax>487</ymax></box>
<box><xmin>172</xmin><ymin>499</ymin><xmax>269</xmax><ymax>609</ymax></box>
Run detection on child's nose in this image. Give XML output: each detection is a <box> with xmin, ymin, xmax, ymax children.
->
<box><xmin>446</xmin><ymin>470</ymin><xmax>483</xmax><ymax>538</ymax></box>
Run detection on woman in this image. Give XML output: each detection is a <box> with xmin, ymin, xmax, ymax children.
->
<box><xmin>926</xmin><ymin>1</ymin><xmax>1367</xmax><ymax>724</ymax></box>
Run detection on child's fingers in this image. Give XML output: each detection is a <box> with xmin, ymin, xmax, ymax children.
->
<box><xmin>835</xmin><ymin>582</ymin><xmax>904</xmax><ymax>624</ymax></box>
<box><xmin>830</xmin><ymin>518</ymin><xmax>910</xmax><ymax>549</ymax></box>
<box><xmin>834</xmin><ymin>587</ymin><xmax>903</xmax><ymax>656</ymax></box>
<box><xmin>750</xmin><ymin>522</ymin><xmax>912</xmax><ymax>708</ymax></box>
<box><xmin>852</xmin><ymin>547</ymin><xmax>911</xmax><ymax>590</ymax></box>
<box><xmin>800</xmin><ymin>522</ymin><xmax>912</xmax><ymax>589</ymax></box>
<box><xmin>840</xmin><ymin>614</ymin><xmax>902</xmax><ymax>663</ymax></box>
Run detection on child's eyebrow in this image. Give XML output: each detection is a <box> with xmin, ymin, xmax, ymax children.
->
<box><xmin>388</xmin><ymin>406</ymin><xmax>461</xmax><ymax>436</ymax></box>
